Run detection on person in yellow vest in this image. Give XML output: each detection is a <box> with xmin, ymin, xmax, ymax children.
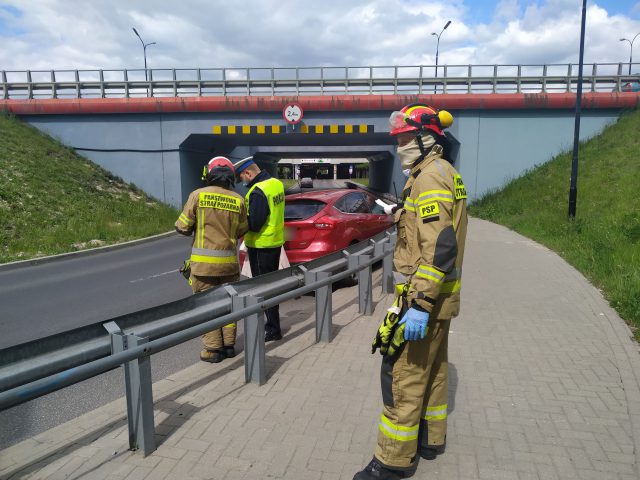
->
<box><xmin>355</xmin><ymin>104</ymin><xmax>468</xmax><ymax>480</ymax></box>
<box><xmin>175</xmin><ymin>157</ymin><xmax>248</xmax><ymax>363</ymax></box>
<box><xmin>233</xmin><ymin>157</ymin><xmax>285</xmax><ymax>342</ymax></box>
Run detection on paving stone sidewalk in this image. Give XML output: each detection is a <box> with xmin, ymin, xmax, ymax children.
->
<box><xmin>1</xmin><ymin>218</ymin><xmax>639</xmax><ymax>480</ymax></box>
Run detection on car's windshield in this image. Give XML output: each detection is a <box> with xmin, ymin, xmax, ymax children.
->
<box><xmin>285</xmin><ymin>200</ymin><xmax>326</xmax><ymax>220</ymax></box>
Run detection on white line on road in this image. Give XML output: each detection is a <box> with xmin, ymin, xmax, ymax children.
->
<box><xmin>129</xmin><ymin>269</ymin><xmax>179</xmax><ymax>283</ymax></box>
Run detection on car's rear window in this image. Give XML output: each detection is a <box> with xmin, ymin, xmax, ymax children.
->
<box><xmin>285</xmin><ymin>200</ymin><xmax>326</xmax><ymax>220</ymax></box>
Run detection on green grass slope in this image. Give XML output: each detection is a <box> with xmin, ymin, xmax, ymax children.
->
<box><xmin>469</xmin><ymin>109</ymin><xmax>640</xmax><ymax>340</ymax></box>
<box><xmin>0</xmin><ymin>113</ymin><xmax>179</xmax><ymax>264</ymax></box>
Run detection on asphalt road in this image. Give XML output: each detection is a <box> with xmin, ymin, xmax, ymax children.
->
<box><xmin>285</xmin><ymin>178</ymin><xmax>351</xmax><ymax>194</ymax></box>
<box><xmin>0</xmin><ymin>234</ymin><xmax>318</xmax><ymax>450</ymax></box>
<box><xmin>0</xmin><ymin>234</ymin><xmax>194</xmax><ymax>349</ymax></box>
<box><xmin>0</xmin><ymin>234</ymin><xmax>197</xmax><ymax>448</ymax></box>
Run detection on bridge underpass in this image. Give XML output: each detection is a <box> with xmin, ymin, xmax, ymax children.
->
<box><xmin>8</xmin><ymin>93</ymin><xmax>629</xmax><ymax>208</ymax></box>
<box><xmin>178</xmin><ymin>130</ymin><xmax>409</xmax><ymax>203</ymax></box>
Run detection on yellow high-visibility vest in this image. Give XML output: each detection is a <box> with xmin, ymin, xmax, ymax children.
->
<box><xmin>244</xmin><ymin>177</ymin><xmax>285</xmax><ymax>248</ymax></box>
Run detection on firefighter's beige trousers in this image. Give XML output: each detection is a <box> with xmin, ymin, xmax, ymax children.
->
<box><xmin>375</xmin><ymin>318</ymin><xmax>451</xmax><ymax>470</ymax></box>
<box><xmin>191</xmin><ymin>273</ymin><xmax>239</xmax><ymax>350</ymax></box>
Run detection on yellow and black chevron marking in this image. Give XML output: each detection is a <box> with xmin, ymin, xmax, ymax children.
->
<box><xmin>212</xmin><ymin>125</ymin><xmax>373</xmax><ymax>135</ymax></box>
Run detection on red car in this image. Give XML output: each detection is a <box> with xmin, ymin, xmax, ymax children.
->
<box><xmin>283</xmin><ymin>188</ymin><xmax>395</xmax><ymax>264</ymax></box>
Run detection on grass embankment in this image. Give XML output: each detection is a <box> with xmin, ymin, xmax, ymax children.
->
<box><xmin>469</xmin><ymin>109</ymin><xmax>640</xmax><ymax>340</ymax></box>
<box><xmin>350</xmin><ymin>178</ymin><xmax>369</xmax><ymax>187</ymax></box>
<box><xmin>280</xmin><ymin>179</ymin><xmax>298</xmax><ymax>190</ymax></box>
<box><xmin>0</xmin><ymin>113</ymin><xmax>179</xmax><ymax>263</ymax></box>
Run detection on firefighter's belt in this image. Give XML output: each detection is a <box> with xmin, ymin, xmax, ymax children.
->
<box><xmin>372</xmin><ymin>283</ymin><xmax>409</xmax><ymax>358</ymax></box>
<box><xmin>179</xmin><ymin>259</ymin><xmax>191</xmax><ymax>282</ymax></box>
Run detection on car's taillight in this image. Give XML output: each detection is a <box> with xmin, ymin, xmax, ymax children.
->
<box><xmin>314</xmin><ymin>216</ymin><xmax>335</xmax><ymax>230</ymax></box>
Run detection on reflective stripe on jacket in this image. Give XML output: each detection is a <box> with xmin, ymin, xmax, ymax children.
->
<box><xmin>393</xmin><ymin>145</ymin><xmax>468</xmax><ymax>319</ymax></box>
<box><xmin>244</xmin><ymin>177</ymin><xmax>285</xmax><ymax>248</ymax></box>
<box><xmin>175</xmin><ymin>186</ymin><xmax>249</xmax><ymax>277</ymax></box>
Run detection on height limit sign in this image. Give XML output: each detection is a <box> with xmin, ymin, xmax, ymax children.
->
<box><xmin>283</xmin><ymin>103</ymin><xmax>303</xmax><ymax>126</ymax></box>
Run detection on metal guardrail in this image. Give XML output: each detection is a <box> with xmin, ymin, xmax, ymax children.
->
<box><xmin>1</xmin><ymin>63</ymin><xmax>638</xmax><ymax>99</ymax></box>
<box><xmin>0</xmin><ymin>230</ymin><xmax>396</xmax><ymax>455</ymax></box>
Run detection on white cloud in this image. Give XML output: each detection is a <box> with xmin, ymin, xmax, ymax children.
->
<box><xmin>0</xmin><ymin>0</ymin><xmax>638</xmax><ymax>72</ymax></box>
<box><xmin>494</xmin><ymin>0</ymin><xmax>520</xmax><ymax>21</ymax></box>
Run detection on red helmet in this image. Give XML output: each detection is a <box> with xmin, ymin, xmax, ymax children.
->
<box><xmin>201</xmin><ymin>156</ymin><xmax>235</xmax><ymax>183</ymax></box>
<box><xmin>389</xmin><ymin>104</ymin><xmax>453</xmax><ymax>136</ymax></box>
<box><xmin>207</xmin><ymin>156</ymin><xmax>234</xmax><ymax>173</ymax></box>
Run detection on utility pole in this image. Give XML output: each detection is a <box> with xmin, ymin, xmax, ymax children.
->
<box><xmin>568</xmin><ymin>0</ymin><xmax>587</xmax><ymax>219</ymax></box>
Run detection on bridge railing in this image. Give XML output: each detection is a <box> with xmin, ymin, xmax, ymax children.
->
<box><xmin>1</xmin><ymin>63</ymin><xmax>637</xmax><ymax>99</ymax></box>
<box><xmin>0</xmin><ymin>230</ymin><xmax>396</xmax><ymax>455</ymax></box>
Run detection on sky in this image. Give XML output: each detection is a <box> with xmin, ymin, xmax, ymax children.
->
<box><xmin>0</xmin><ymin>0</ymin><xmax>639</xmax><ymax>73</ymax></box>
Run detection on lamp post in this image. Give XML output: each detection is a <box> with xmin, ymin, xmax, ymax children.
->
<box><xmin>568</xmin><ymin>0</ymin><xmax>587</xmax><ymax>219</ymax></box>
<box><xmin>620</xmin><ymin>32</ymin><xmax>640</xmax><ymax>75</ymax></box>
<box><xmin>432</xmin><ymin>20</ymin><xmax>451</xmax><ymax>93</ymax></box>
<box><xmin>132</xmin><ymin>27</ymin><xmax>156</xmax><ymax>81</ymax></box>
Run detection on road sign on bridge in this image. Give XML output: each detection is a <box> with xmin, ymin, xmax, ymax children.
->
<box><xmin>283</xmin><ymin>103</ymin><xmax>303</xmax><ymax>124</ymax></box>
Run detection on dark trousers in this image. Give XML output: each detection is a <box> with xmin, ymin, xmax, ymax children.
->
<box><xmin>247</xmin><ymin>246</ymin><xmax>281</xmax><ymax>335</ymax></box>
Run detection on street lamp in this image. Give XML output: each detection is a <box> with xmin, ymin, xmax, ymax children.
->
<box><xmin>432</xmin><ymin>20</ymin><xmax>451</xmax><ymax>93</ymax></box>
<box><xmin>132</xmin><ymin>27</ymin><xmax>156</xmax><ymax>81</ymax></box>
<box><xmin>620</xmin><ymin>32</ymin><xmax>640</xmax><ymax>75</ymax></box>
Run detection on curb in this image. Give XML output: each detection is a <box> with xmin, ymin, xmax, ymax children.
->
<box><xmin>0</xmin><ymin>231</ymin><xmax>178</xmax><ymax>272</ymax></box>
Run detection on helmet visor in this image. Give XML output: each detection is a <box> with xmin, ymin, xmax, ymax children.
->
<box><xmin>389</xmin><ymin>111</ymin><xmax>407</xmax><ymax>130</ymax></box>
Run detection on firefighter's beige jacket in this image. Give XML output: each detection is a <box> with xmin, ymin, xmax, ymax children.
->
<box><xmin>175</xmin><ymin>185</ymin><xmax>249</xmax><ymax>277</ymax></box>
<box><xmin>394</xmin><ymin>145</ymin><xmax>468</xmax><ymax>319</ymax></box>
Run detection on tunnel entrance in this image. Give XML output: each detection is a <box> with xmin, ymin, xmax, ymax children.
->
<box><xmin>177</xmin><ymin>127</ymin><xmax>460</xmax><ymax>204</ymax></box>
<box><xmin>178</xmin><ymin>129</ymin><xmax>396</xmax><ymax>203</ymax></box>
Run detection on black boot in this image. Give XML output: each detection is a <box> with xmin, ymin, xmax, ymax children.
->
<box><xmin>417</xmin><ymin>422</ymin><xmax>446</xmax><ymax>460</ymax></box>
<box><xmin>353</xmin><ymin>458</ymin><xmax>405</xmax><ymax>480</ymax></box>
<box><xmin>200</xmin><ymin>349</ymin><xmax>225</xmax><ymax>363</ymax></box>
<box><xmin>419</xmin><ymin>443</ymin><xmax>445</xmax><ymax>460</ymax></box>
<box><xmin>265</xmin><ymin>331</ymin><xmax>282</xmax><ymax>342</ymax></box>
<box><xmin>224</xmin><ymin>345</ymin><xmax>236</xmax><ymax>358</ymax></box>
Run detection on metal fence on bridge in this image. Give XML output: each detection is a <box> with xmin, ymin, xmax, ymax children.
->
<box><xmin>0</xmin><ymin>230</ymin><xmax>396</xmax><ymax>455</ymax></box>
<box><xmin>1</xmin><ymin>63</ymin><xmax>638</xmax><ymax>99</ymax></box>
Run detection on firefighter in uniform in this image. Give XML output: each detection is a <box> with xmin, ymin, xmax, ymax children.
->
<box><xmin>355</xmin><ymin>104</ymin><xmax>468</xmax><ymax>480</ymax></box>
<box><xmin>233</xmin><ymin>157</ymin><xmax>285</xmax><ymax>342</ymax></box>
<box><xmin>175</xmin><ymin>156</ymin><xmax>248</xmax><ymax>363</ymax></box>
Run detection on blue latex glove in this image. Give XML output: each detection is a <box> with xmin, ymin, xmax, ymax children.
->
<box><xmin>399</xmin><ymin>307</ymin><xmax>430</xmax><ymax>341</ymax></box>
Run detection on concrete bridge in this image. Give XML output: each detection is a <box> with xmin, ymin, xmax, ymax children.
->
<box><xmin>2</xmin><ymin>66</ymin><xmax>638</xmax><ymax>207</ymax></box>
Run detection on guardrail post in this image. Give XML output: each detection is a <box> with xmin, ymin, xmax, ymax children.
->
<box><xmin>172</xmin><ymin>69</ymin><xmax>177</xmax><ymax>97</ymax></box>
<box><xmin>26</xmin><ymin>70</ymin><xmax>32</xmax><ymax>99</ymax></box>
<box><xmin>382</xmin><ymin>241</ymin><xmax>395</xmax><ymax>295</ymax></box>
<box><xmin>382</xmin><ymin>245</ymin><xmax>395</xmax><ymax>295</ymax></box>
<box><xmin>50</xmin><ymin>70</ymin><xmax>56</xmax><ymax>99</ymax></box>
<box><xmin>222</xmin><ymin>68</ymin><xmax>227</xmax><ymax>96</ymax></box>
<box><xmin>106</xmin><ymin>322</ymin><xmax>155</xmax><ymax>456</ymax></box>
<box><xmin>303</xmin><ymin>269</ymin><xmax>333</xmax><ymax>343</ymax></box>
<box><xmin>124</xmin><ymin>69</ymin><xmax>129</xmax><ymax>98</ymax></box>
<box><xmin>348</xmin><ymin>252</ymin><xmax>373</xmax><ymax>315</ymax></box>
<box><xmin>1</xmin><ymin>71</ymin><xmax>7</xmax><ymax>99</ymax></box>
<box><xmin>234</xmin><ymin>294</ymin><xmax>266</xmax><ymax>385</ymax></box>
<box><xmin>75</xmin><ymin>70</ymin><xmax>80</xmax><ymax>98</ymax></box>
<box><xmin>99</xmin><ymin>70</ymin><xmax>105</xmax><ymax>98</ymax></box>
